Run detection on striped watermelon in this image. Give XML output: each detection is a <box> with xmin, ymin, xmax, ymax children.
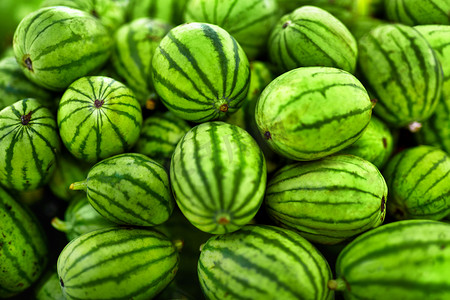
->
<box><xmin>383</xmin><ymin>145</ymin><xmax>450</xmax><ymax>220</ymax></box>
<box><xmin>41</xmin><ymin>0</ymin><xmax>128</xmax><ymax>32</ymax></box>
<box><xmin>0</xmin><ymin>57</ymin><xmax>54</xmax><ymax>111</ymax></box>
<box><xmin>265</xmin><ymin>155</ymin><xmax>387</xmax><ymax>244</ymax></box>
<box><xmin>0</xmin><ymin>98</ymin><xmax>60</xmax><ymax>191</ymax></box>
<box><xmin>339</xmin><ymin>116</ymin><xmax>394</xmax><ymax>169</ymax></box>
<box><xmin>386</xmin><ymin>0</ymin><xmax>450</xmax><ymax>25</ymax></box>
<box><xmin>57</xmin><ymin>227</ymin><xmax>179</xmax><ymax>300</ymax></box>
<box><xmin>34</xmin><ymin>268</ymin><xmax>64</xmax><ymax>300</ymax></box>
<box><xmin>255</xmin><ymin>67</ymin><xmax>372</xmax><ymax>161</ymax></box>
<box><xmin>13</xmin><ymin>6</ymin><xmax>113</xmax><ymax>91</ymax></box>
<box><xmin>135</xmin><ymin>111</ymin><xmax>191</xmax><ymax>166</ymax></box>
<box><xmin>198</xmin><ymin>225</ymin><xmax>334</xmax><ymax>300</ymax></box>
<box><xmin>127</xmin><ymin>0</ymin><xmax>188</xmax><ymax>25</ymax></box>
<box><xmin>49</xmin><ymin>153</ymin><xmax>90</xmax><ymax>201</ymax></box>
<box><xmin>329</xmin><ymin>220</ymin><xmax>450</xmax><ymax>300</ymax></box>
<box><xmin>269</xmin><ymin>6</ymin><xmax>357</xmax><ymax>73</ymax></box>
<box><xmin>71</xmin><ymin>153</ymin><xmax>174</xmax><ymax>226</ymax></box>
<box><xmin>358</xmin><ymin>24</ymin><xmax>443</xmax><ymax>127</ymax></box>
<box><xmin>0</xmin><ymin>186</ymin><xmax>48</xmax><ymax>298</ymax></box>
<box><xmin>152</xmin><ymin>22</ymin><xmax>250</xmax><ymax>122</ymax></box>
<box><xmin>57</xmin><ymin>76</ymin><xmax>143</xmax><ymax>163</ymax></box>
<box><xmin>52</xmin><ymin>196</ymin><xmax>117</xmax><ymax>241</ymax></box>
<box><xmin>170</xmin><ymin>121</ymin><xmax>267</xmax><ymax>234</ymax></box>
<box><xmin>184</xmin><ymin>0</ymin><xmax>280</xmax><ymax>60</ymax></box>
<box><xmin>112</xmin><ymin>18</ymin><xmax>172</xmax><ymax>107</ymax></box>
<box><xmin>414</xmin><ymin>25</ymin><xmax>450</xmax><ymax>153</ymax></box>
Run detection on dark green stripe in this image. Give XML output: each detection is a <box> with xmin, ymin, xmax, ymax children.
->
<box><xmin>27</xmin><ymin>126</ymin><xmax>57</xmax><ymax>155</ymax></box>
<box><xmin>402</xmin><ymin>2</ymin><xmax>420</xmax><ymax>24</ymax></box>
<box><xmin>167</xmin><ymin>31</ymin><xmax>218</xmax><ymax>97</ymax></box>
<box><xmin>126</xmin><ymin>26</ymin><xmax>148</xmax><ymax>86</ymax></box>
<box><xmin>158</xmin><ymin>46</ymin><xmax>210</xmax><ymax>100</ymax></box>
<box><xmin>66</xmin><ymin>86</ymin><xmax>93</xmax><ymax>101</ymax></box>
<box><xmin>65</xmin><ymin>251</ymin><xmax>177</xmax><ymax>289</ymax></box>
<box><xmin>101</xmin><ymin>106</ymin><xmax>141</xmax><ymax>127</ymax></box>
<box><xmin>35</xmin><ymin>49</ymin><xmax>106</xmax><ymax>72</ymax></box>
<box><xmin>201</xmin><ymin>23</ymin><xmax>228</xmax><ymax>99</ymax></box>
<box><xmin>95</xmin><ymin>111</ymin><xmax>102</xmax><ymax>161</ymax></box>
<box><xmin>422</xmin><ymin>168</ymin><xmax>450</xmax><ymax>196</ymax></box>
<box><xmin>101</xmin><ymin>111</ymin><xmax>128</xmax><ymax>151</ymax></box>
<box><xmin>226</xmin><ymin>125</ymin><xmax>245</xmax><ymax>211</ymax></box>
<box><xmin>0</xmin><ymin>242</ymin><xmax>33</xmax><ymax>285</ymax></box>
<box><xmin>229</xmin><ymin>10</ymin><xmax>276</xmax><ymax>35</ymax></box>
<box><xmin>202</xmin><ymin>244</ymin><xmax>304</xmax><ymax>299</ymax></box>
<box><xmin>220</xmin><ymin>0</ymin><xmax>240</xmax><ymax>26</ymax></box>
<box><xmin>58</xmin><ymin>99</ymin><xmax>92</xmax><ymax>109</ymax></box>
<box><xmin>351</xmin><ymin>278</ymin><xmax>450</xmax><ymax>291</ymax></box>
<box><xmin>4</xmin><ymin>129</ymin><xmax>23</xmax><ymax>187</ymax></box>
<box><xmin>209</xmin><ymin>123</ymin><xmax>225</xmax><ymax>211</ymax></box>
<box><xmin>58</xmin><ymin>105</ymin><xmax>92</xmax><ymax>127</ymax></box>
<box><xmin>283</xmin><ymin>31</ymin><xmax>302</xmax><ymax>67</ymax></box>
<box><xmin>29</xmin><ymin>17</ymin><xmax>80</xmax><ymax>50</ymax></box>
<box><xmin>268</xmin><ymin>167</ymin><xmax>367</xmax><ymax>187</ymax></box>
<box><xmin>342</xmin><ymin>240</ymin><xmax>448</xmax><ymax>275</ymax></box>
<box><xmin>266</xmin><ymin>185</ymin><xmax>380</xmax><ymax>199</ymax></box>
<box><xmin>198</xmin><ymin>259</ymin><xmax>254</xmax><ymax>300</ymax></box>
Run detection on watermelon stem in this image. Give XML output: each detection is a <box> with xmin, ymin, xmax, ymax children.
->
<box><xmin>51</xmin><ymin>217</ymin><xmax>69</xmax><ymax>232</ymax></box>
<box><xmin>327</xmin><ymin>278</ymin><xmax>349</xmax><ymax>291</ymax></box>
<box><xmin>70</xmin><ymin>180</ymin><xmax>87</xmax><ymax>191</ymax></box>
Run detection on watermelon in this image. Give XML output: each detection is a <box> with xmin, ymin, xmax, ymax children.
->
<box><xmin>41</xmin><ymin>0</ymin><xmax>128</xmax><ymax>32</ymax></box>
<box><xmin>112</xmin><ymin>18</ymin><xmax>172</xmax><ymax>107</ymax></box>
<box><xmin>0</xmin><ymin>186</ymin><xmax>48</xmax><ymax>298</ymax></box>
<box><xmin>13</xmin><ymin>6</ymin><xmax>113</xmax><ymax>91</ymax></box>
<box><xmin>170</xmin><ymin>121</ymin><xmax>267</xmax><ymax>234</ymax></box>
<box><xmin>127</xmin><ymin>0</ymin><xmax>188</xmax><ymax>25</ymax></box>
<box><xmin>198</xmin><ymin>224</ymin><xmax>334</xmax><ymax>300</ymax></box>
<box><xmin>0</xmin><ymin>57</ymin><xmax>54</xmax><ymax>111</ymax></box>
<box><xmin>265</xmin><ymin>155</ymin><xmax>387</xmax><ymax>244</ymax></box>
<box><xmin>57</xmin><ymin>76</ymin><xmax>143</xmax><ymax>163</ymax></box>
<box><xmin>0</xmin><ymin>98</ymin><xmax>60</xmax><ymax>191</ymax></box>
<box><xmin>52</xmin><ymin>196</ymin><xmax>117</xmax><ymax>241</ymax></box>
<box><xmin>34</xmin><ymin>268</ymin><xmax>64</xmax><ymax>300</ymax></box>
<box><xmin>57</xmin><ymin>227</ymin><xmax>179</xmax><ymax>300</ymax></box>
<box><xmin>152</xmin><ymin>22</ymin><xmax>250</xmax><ymax>123</ymax></box>
<box><xmin>70</xmin><ymin>153</ymin><xmax>174</xmax><ymax>226</ymax></box>
<box><xmin>255</xmin><ymin>67</ymin><xmax>372</xmax><ymax>161</ymax></box>
<box><xmin>329</xmin><ymin>220</ymin><xmax>450</xmax><ymax>300</ymax></box>
<box><xmin>48</xmin><ymin>153</ymin><xmax>90</xmax><ymax>201</ymax></box>
<box><xmin>184</xmin><ymin>0</ymin><xmax>280</xmax><ymax>60</ymax></box>
<box><xmin>135</xmin><ymin>111</ymin><xmax>191</xmax><ymax>167</ymax></box>
<box><xmin>383</xmin><ymin>145</ymin><xmax>450</xmax><ymax>220</ymax></box>
<box><xmin>414</xmin><ymin>25</ymin><xmax>450</xmax><ymax>153</ymax></box>
<box><xmin>339</xmin><ymin>116</ymin><xmax>394</xmax><ymax>169</ymax></box>
<box><xmin>269</xmin><ymin>6</ymin><xmax>357</xmax><ymax>73</ymax></box>
<box><xmin>386</xmin><ymin>0</ymin><xmax>450</xmax><ymax>25</ymax></box>
<box><xmin>358</xmin><ymin>24</ymin><xmax>443</xmax><ymax>127</ymax></box>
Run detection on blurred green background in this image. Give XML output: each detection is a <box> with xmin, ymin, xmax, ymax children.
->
<box><xmin>0</xmin><ymin>0</ymin><xmax>44</xmax><ymax>56</ymax></box>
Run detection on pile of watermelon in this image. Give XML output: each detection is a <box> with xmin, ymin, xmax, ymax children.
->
<box><xmin>0</xmin><ymin>0</ymin><xmax>449</xmax><ymax>299</ymax></box>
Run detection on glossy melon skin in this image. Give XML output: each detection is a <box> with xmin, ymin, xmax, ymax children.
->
<box><xmin>0</xmin><ymin>187</ymin><xmax>48</xmax><ymax>298</ymax></box>
<box><xmin>332</xmin><ymin>220</ymin><xmax>450</xmax><ymax>300</ymax></box>
<box><xmin>255</xmin><ymin>67</ymin><xmax>372</xmax><ymax>161</ymax></box>
<box><xmin>13</xmin><ymin>6</ymin><xmax>112</xmax><ymax>91</ymax></box>
<box><xmin>170</xmin><ymin>121</ymin><xmax>267</xmax><ymax>234</ymax></box>
<box><xmin>57</xmin><ymin>227</ymin><xmax>179</xmax><ymax>300</ymax></box>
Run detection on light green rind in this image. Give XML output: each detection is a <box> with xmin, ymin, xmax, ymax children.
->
<box><xmin>75</xmin><ymin>153</ymin><xmax>174</xmax><ymax>226</ymax></box>
<box><xmin>0</xmin><ymin>98</ymin><xmax>60</xmax><ymax>191</ymax></box>
<box><xmin>49</xmin><ymin>154</ymin><xmax>89</xmax><ymax>201</ymax></box>
<box><xmin>333</xmin><ymin>220</ymin><xmax>450</xmax><ymax>300</ymax></box>
<box><xmin>339</xmin><ymin>116</ymin><xmax>394</xmax><ymax>169</ymax></box>
<box><xmin>383</xmin><ymin>145</ymin><xmax>450</xmax><ymax>220</ymax></box>
<box><xmin>170</xmin><ymin>121</ymin><xmax>267</xmax><ymax>234</ymax></box>
<box><xmin>0</xmin><ymin>187</ymin><xmax>48</xmax><ymax>298</ymax></box>
<box><xmin>52</xmin><ymin>196</ymin><xmax>117</xmax><ymax>241</ymax></box>
<box><xmin>198</xmin><ymin>224</ymin><xmax>334</xmax><ymax>300</ymax></box>
<box><xmin>414</xmin><ymin>25</ymin><xmax>450</xmax><ymax>153</ymax></box>
<box><xmin>57</xmin><ymin>227</ymin><xmax>179</xmax><ymax>300</ymax></box>
<box><xmin>269</xmin><ymin>6</ymin><xmax>357</xmax><ymax>73</ymax></box>
<box><xmin>0</xmin><ymin>57</ymin><xmax>54</xmax><ymax>111</ymax></box>
<box><xmin>358</xmin><ymin>24</ymin><xmax>443</xmax><ymax>127</ymax></box>
<box><xmin>184</xmin><ymin>0</ymin><xmax>280</xmax><ymax>60</ymax></box>
<box><xmin>255</xmin><ymin>67</ymin><xmax>372</xmax><ymax>161</ymax></box>
<box><xmin>135</xmin><ymin>112</ymin><xmax>191</xmax><ymax>166</ymax></box>
<box><xmin>34</xmin><ymin>268</ymin><xmax>65</xmax><ymax>300</ymax></box>
<box><xmin>127</xmin><ymin>0</ymin><xmax>188</xmax><ymax>25</ymax></box>
<box><xmin>57</xmin><ymin>76</ymin><xmax>143</xmax><ymax>163</ymax></box>
<box><xmin>265</xmin><ymin>155</ymin><xmax>387</xmax><ymax>244</ymax></box>
<box><xmin>112</xmin><ymin>18</ymin><xmax>172</xmax><ymax>106</ymax></box>
<box><xmin>152</xmin><ymin>22</ymin><xmax>250</xmax><ymax>122</ymax></box>
<box><xmin>41</xmin><ymin>0</ymin><xmax>128</xmax><ymax>32</ymax></box>
<box><xmin>385</xmin><ymin>0</ymin><xmax>450</xmax><ymax>25</ymax></box>
<box><xmin>13</xmin><ymin>6</ymin><xmax>113</xmax><ymax>91</ymax></box>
